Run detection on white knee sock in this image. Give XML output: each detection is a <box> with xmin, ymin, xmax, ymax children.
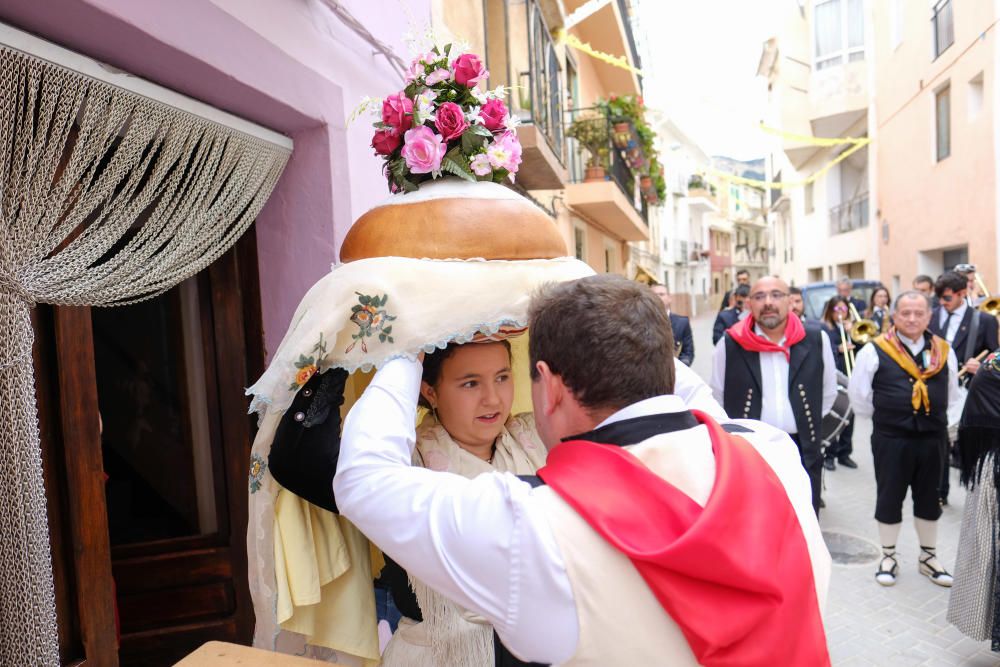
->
<box><xmin>878</xmin><ymin>522</ymin><xmax>902</xmax><ymax>552</ymax></box>
<box><xmin>914</xmin><ymin>517</ymin><xmax>937</xmax><ymax>549</ymax></box>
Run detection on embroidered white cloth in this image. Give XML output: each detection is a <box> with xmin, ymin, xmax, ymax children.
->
<box><xmin>246</xmin><ymin>256</ymin><xmax>595</xmax><ymax>416</ymax></box>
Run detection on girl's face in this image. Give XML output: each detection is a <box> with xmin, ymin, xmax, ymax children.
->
<box><xmin>833</xmin><ymin>303</ymin><xmax>848</xmax><ymax>320</ymax></box>
<box><xmin>874</xmin><ymin>289</ymin><xmax>889</xmax><ymax>307</ymax></box>
<box><xmin>420</xmin><ymin>343</ymin><xmax>514</xmax><ymax>448</ymax></box>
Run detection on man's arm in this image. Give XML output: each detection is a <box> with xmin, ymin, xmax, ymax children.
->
<box><xmin>333</xmin><ymin>358</ymin><xmax>578</xmax><ymax>663</ymax></box>
<box><xmin>712</xmin><ymin>312</ymin><xmax>728</xmax><ymax>345</ymax></box>
<box><xmin>710</xmin><ymin>338</ymin><xmax>727</xmax><ymax>407</ymax></box>
<box><xmin>982</xmin><ymin>313</ymin><xmax>999</xmax><ymax>354</ymax></box>
<box><xmin>679</xmin><ymin>319</ymin><xmax>695</xmax><ymax>366</ymax></box>
<box><xmin>819</xmin><ymin>332</ymin><xmax>838</xmax><ymax>416</ymax></box>
<box><xmin>847</xmin><ymin>344</ymin><xmax>878</xmax><ymax>417</ymax></box>
<box><xmin>674</xmin><ymin>359</ymin><xmax>728</xmax><ymax>421</ymax></box>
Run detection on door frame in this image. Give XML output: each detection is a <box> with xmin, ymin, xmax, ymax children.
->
<box><xmin>38</xmin><ymin>227</ymin><xmax>265</xmax><ymax>665</ymax></box>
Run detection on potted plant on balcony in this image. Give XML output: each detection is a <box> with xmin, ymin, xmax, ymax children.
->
<box><xmin>567</xmin><ymin>113</ymin><xmax>610</xmax><ymax>181</ymax></box>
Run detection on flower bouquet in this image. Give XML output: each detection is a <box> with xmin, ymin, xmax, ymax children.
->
<box><xmin>370</xmin><ymin>45</ymin><xmax>523</xmax><ymax>192</ymax></box>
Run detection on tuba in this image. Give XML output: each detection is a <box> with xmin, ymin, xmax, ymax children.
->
<box><xmin>847</xmin><ymin>302</ymin><xmax>879</xmax><ymax>345</ymax></box>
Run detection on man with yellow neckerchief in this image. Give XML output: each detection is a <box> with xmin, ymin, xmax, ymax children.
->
<box><xmin>848</xmin><ymin>290</ymin><xmax>961</xmax><ymax>589</ymax></box>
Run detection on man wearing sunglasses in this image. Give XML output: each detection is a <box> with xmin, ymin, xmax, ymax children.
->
<box><xmin>930</xmin><ymin>271</ymin><xmax>998</xmax><ymax>382</ymax></box>
<box><xmin>711</xmin><ymin>276</ymin><xmax>838</xmax><ymax>512</ymax></box>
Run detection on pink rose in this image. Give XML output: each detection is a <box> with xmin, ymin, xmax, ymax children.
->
<box><xmin>401</xmin><ymin>126</ymin><xmax>446</xmax><ymax>174</ymax></box>
<box><xmin>452</xmin><ymin>53</ymin><xmax>488</xmax><ymax>88</ymax></box>
<box><xmin>371</xmin><ymin>129</ymin><xmax>401</xmax><ymax>156</ymax></box>
<box><xmin>434</xmin><ymin>102</ymin><xmax>468</xmax><ymax>141</ymax></box>
<box><xmin>479</xmin><ymin>98</ymin><xmax>508</xmax><ymax>132</ymax></box>
<box><xmin>382</xmin><ymin>92</ymin><xmax>413</xmax><ymax>133</ymax></box>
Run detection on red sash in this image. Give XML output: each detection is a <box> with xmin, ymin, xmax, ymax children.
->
<box><xmin>537</xmin><ymin>410</ymin><xmax>829</xmax><ymax>667</ymax></box>
<box><xmin>725</xmin><ymin>313</ymin><xmax>805</xmax><ymax>361</ymax></box>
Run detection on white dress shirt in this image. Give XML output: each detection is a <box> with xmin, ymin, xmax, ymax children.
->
<box><xmin>333</xmin><ymin>358</ymin><xmax>821</xmax><ymax>664</ymax></box>
<box><xmin>939</xmin><ymin>302</ymin><xmax>968</xmax><ymax>346</ymax></box>
<box><xmin>847</xmin><ymin>332</ymin><xmax>959</xmax><ymax>418</ymax></box>
<box><xmin>710</xmin><ymin>324</ymin><xmax>838</xmax><ymax>433</ymax></box>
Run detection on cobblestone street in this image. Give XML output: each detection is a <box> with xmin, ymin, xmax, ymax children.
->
<box><xmin>689</xmin><ymin>311</ymin><xmax>1000</xmax><ymax>666</ymax></box>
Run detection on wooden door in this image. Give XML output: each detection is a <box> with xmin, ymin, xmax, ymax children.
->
<box><xmin>37</xmin><ymin>230</ymin><xmax>265</xmax><ymax>666</ymax></box>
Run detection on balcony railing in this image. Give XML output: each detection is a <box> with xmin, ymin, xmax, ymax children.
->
<box><xmin>829</xmin><ymin>193</ymin><xmax>869</xmax><ymax>235</ymax></box>
<box><xmin>566</xmin><ymin>106</ymin><xmax>648</xmax><ymax>224</ymax></box>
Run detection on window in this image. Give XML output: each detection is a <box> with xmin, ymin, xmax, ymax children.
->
<box><xmin>969</xmin><ymin>72</ymin><xmax>984</xmax><ymax>120</ymax></box>
<box><xmin>574</xmin><ymin>226</ymin><xmax>586</xmax><ymax>261</ymax></box>
<box><xmin>813</xmin><ymin>0</ymin><xmax>864</xmax><ymax>69</ymax></box>
<box><xmin>604</xmin><ymin>244</ymin><xmax>616</xmax><ymax>273</ymax></box>
<box><xmin>804</xmin><ymin>182</ymin><xmax>815</xmax><ymax>214</ymax></box>
<box><xmin>890</xmin><ymin>0</ymin><xmax>904</xmax><ymax>50</ymax></box>
<box><xmin>936</xmin><ymin>84</ymin><xmax>951</xmax><ymax>161</ymax></box>
<box><xmin>932</xmin><ymin>0</ymin><xmax>954</xmax><ymax>60</ymax></box>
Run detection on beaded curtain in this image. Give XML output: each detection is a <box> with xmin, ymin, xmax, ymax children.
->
<box><xmin>0</xmin><ymin>43</ymin><xmax>290</xmax><ymax>664</ymax></box>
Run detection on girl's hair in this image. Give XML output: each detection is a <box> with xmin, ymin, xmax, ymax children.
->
<box><xmin>821</xmin><ymin>295</ymin><xmax>850</xmax><ymax>327</ymax></box>
<box><xmin>418</xmin><ymin>339</ymin><xmax>513</xmax><ymax>408</ymax></box>
<box><xmin>867</xmin><ymin>286</ymin><xmax>891</xmax><ymax>317</ymax></box>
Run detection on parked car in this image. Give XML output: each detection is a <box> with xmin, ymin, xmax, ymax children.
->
<box><xmin>800</xmin><ymin>280</ymin><xmax>884</xmax><ymax>321</ymax></box>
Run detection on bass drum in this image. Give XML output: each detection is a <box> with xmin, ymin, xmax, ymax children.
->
<box><xmin>821</xmin><ymin>371</ymin><xmax>853</xmax><ymax>451</ymax></box>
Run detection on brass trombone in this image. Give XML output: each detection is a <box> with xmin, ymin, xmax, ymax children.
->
<box><xmin>847</xmin><ymin>302</ymin><xmax>880</xmax><ymax>345</ymax></box>
<box><xmin>837</xmin><ymin>315</ymin><xmax>854</xmax><ymax>378</ymax></box>
<box><xmin>974</xmin><ymin>274</ymin><xmax>1000</xmax><ymax>317</ymax></box>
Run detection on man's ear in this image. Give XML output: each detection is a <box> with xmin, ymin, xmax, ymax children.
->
<box><xmin>534</xmin><ymin>360</ymin><xmax>563</xmax><ymax>416</ymax></box>
<box><xmin>419</xmin><ymin>381</ymin><xmax>437</xmax><ymax>408</ymax></box>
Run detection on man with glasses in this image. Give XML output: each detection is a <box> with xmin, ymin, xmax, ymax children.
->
<box><xmin>711</xmin><ymin>276</ymin><xmax>838</xmax><ymax>512</ymax></box>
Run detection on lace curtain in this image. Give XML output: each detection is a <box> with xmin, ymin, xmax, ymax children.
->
<box><xmin>0</xmin><ymin>42</ymin><xmax>291</xmax><ymax>664</ymax></box>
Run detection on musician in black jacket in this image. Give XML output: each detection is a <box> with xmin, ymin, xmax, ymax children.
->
<box><xmin>650</xmin><ymin>283</ymin><xmax>694</xmax><ymax>366</ymax></box>
<box><xmin>930</xmin><ymin>271</ymin><xmax>999</xmax><ymax>382</ymax></box>
<box><xmin>718</xmin><ymin>269</ymin><xmax>750</xmax><ymax>312</ymax></box>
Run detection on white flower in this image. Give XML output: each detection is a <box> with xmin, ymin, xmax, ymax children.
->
<box><xmin>465</xmin><ymin>105</ymin><xmax>482</xmax><ymax>123</ymax></box>
<box><xmin>471</xmin><ymin>87</ymin><xmax>488</xmax><ymax>104</ymax></box>
<box><xmin>413</xmin><ymin>89</ymin><xmax>438</xmax><ymax>124</ymax></box>
<box><xmin>504</xmin><ymin>114</ymin><xmax>521</xmax><ymax>130</ymax></box>
<box><xmin>470</xmin><ymin>153</ymin><xmax>492</xmax><ymax>176</ymax></box>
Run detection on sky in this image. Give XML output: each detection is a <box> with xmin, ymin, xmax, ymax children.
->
<box><xmin>636</xmin><ymin>0</ymin><xmax>785</xmax><ymax>160</ymax></box>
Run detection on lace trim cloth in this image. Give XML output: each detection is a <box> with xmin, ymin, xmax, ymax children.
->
<box><xmin>247</xmin><ymin>257</ymin><xmax>590</xmax><ymax>663</ymax></box>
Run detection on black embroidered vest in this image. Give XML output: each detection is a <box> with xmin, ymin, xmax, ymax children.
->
<box><xmin>872</xmin><ymin>334</ymin><xmax>949</xmax><ymax>436</ymax></box>
<box><xmin>722</xmin><ymin>327</ymin><xmax>825</xmax><ymax>462</ymax></box>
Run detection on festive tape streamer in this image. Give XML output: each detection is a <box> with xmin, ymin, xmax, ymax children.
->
<box><xmin>555</xmin><ymin>28</ymin><xmax>643</xmax><ymax>76</ymax></box>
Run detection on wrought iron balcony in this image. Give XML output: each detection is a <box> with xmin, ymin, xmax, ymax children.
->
<box><xmin>829</xmin><ymin>193</ymin><xmax>869</xmax><ymax>235</ymax></box>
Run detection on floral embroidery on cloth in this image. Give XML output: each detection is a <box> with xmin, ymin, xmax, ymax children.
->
<box><xmin>289</xmin><ymin>333</ymin><xmax>328</xmax><ymax>391</ymax></box>
<box><xmin>346</xmin><ymin>292</ymin><xmax>397</xmax><ymax>354</ymax></box>
<box><xmin>249</xmin><ymin>453</ymin><xmax>267</xmax><ymax>494</ymax></box>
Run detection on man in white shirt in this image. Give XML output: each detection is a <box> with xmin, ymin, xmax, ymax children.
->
<box><xmin>848</xmin><ymin>290</ymin><xmax>959</xmax><ymax>588</ymax></box>
<box><xmin>334</xmin><ymin>275</ymin><xmax>831</xmax><ymax>666</ymax></box>
<box><xmin>711</xmin><ymin>276</ymin><xmax>838</xmax><ymax>512</ymax></box>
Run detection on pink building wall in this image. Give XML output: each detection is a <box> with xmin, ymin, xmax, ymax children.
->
<box><xmin>874</xmin><ymin>1</ymin><xmax>997</xmax><ymax>289</ymax></box>
<box><xmin>0</xmin><ymin>0</ymin><xmax>430</xmax><ymax>357</ymax></box>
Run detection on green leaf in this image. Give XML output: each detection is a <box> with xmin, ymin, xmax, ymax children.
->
<box><xmin>380</xmin><ymin>294</ymin><xmax>389</xmax><ymax>306</ymax></box>
<box><xmin>359</xmin><ymin>295</ymin><xmax>371</xmax><ymax>306</ymax></box>
<box><xmin>491</xmin><ymin>168</ymin><xmax>509</xmax><ymax>183</ymax></box>
<box><xmin>399</xmin><ymin>177</ymin><xmax>418</xmax><ymax>192</ymax></box>
<box><xmin>379</xmin><ymin>334</ymin><xmax>387</xmax><ymax>343</ymax></box>
<box><xmin>442</xmin><ymin>154</ymin><xmax>475</xmax><ymax>182</ymax></box>
<box><xmin>470</xmin><ymin>124</ymin><xmax>493</xmax><ymax>138</ymax></box>
<box><xmin>383</xmin><ymin>325</ymin><xmax>392</xmax><ymax>335</ymax></box>
<box><xmin>444</xmin><ymin>43</ymin><xmax>452</xmax><ymax>57</ymax></box>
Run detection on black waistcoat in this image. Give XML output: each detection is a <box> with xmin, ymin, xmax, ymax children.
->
<box><xmin>723</xmin><ymin>327</ymin><xmax>825</xmax><ymax>461</ymax></box>
<box><xmin>872</xmin><ymin>334</ymin><xmax>949</xmax><ymax>436</ymax></box>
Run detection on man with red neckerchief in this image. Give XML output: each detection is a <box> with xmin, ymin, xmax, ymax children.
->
<box><xmin>335</xmin><ymin>275</ymin><xmax>831</xmax><ymax>666</ymax></box>
<box><xmin>711</xmin><ymin>276</ymin><xmax>838</xmax><ymax>513</ymax></box>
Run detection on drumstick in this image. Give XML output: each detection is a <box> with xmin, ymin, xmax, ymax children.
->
<box><xmin>958</xmin><ymin>350</ymin><xmax>989</xmax><ymax>378</ymax></box>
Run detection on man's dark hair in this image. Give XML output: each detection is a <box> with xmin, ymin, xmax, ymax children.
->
<box><xmin>789</xmin><ymin>286</ymin><xmax>802</xmax><ymax>296</ymax></box>
<box><xmin>736</xmin><ymin>269</ymin><xmax>750</xmax><ymax>278</ymax></box>
<box><xmin>913</xmin><ymin>274</ymin><xmax>933</xmax><ymax>287</ymax></box>
<box><xmin>934</xmin><ymin>271</ymin><xmax>967</xmax><ymax>298</ymax></box>
<box><xmin>734</xmin><ymin>284</ymin><xmax>751</xmax><ymax>298</ymax></box>
<box><xmin>528</xmin><ymin>275</ymin><xmax>674</xmax><ymax>412</ymax></box>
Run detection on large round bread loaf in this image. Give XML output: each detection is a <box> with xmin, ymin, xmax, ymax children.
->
<box><xmin>339</xmin><ymin>180</ymin><xmax>568</xmax><ymax>262</ymax></box>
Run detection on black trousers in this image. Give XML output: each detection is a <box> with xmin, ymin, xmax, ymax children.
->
<box><xmin>871</xmin><ymin>429</ymin><xmax>944</xmax><ymax>524</ymax></box>
<box><xmin>789</xmin><ymin>433</ymin><xmax>822</xmax><ymax>514</ymax></box>
<box><xmin>825</xmin><ymin>414</ymin><xmax>855</xmax><ymax>460</ymax></box>
<box><xmin>939</xmin><ymin>433</ymin><xmax>952</xmax><ymax>501</ymax></box>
